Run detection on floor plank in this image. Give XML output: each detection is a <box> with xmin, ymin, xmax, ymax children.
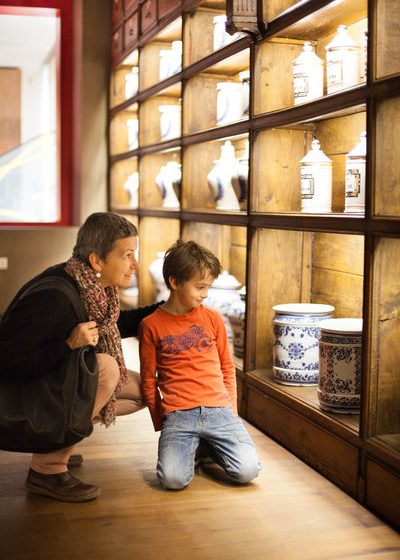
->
<box><xmin>0</xmin><ymin>339</ymin><xmax>399</xmax><ymax>560</ymax></box>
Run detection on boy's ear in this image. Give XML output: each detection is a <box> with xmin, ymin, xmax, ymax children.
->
<box><xmin>169</xmin><ymin>275</ymin><xmax>178</xmax><ymax>290</ymax></box>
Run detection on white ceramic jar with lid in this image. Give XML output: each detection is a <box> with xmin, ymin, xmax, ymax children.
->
<box><xmin>292</xmin><ymin>41</ymin><xmax>324</xmax><ymax>105</ymax></box>
<box><xmin>326</xmin><ymin>25</ymin><xmax>361</xmax><ymax>94</ymax></box>
<box><xmin>300</xmin><ymin>139</ymin><xmax>333</xmax><ymax>213</ymax></box>
<box><xmin>344</xmin><ymin>132</ymin><xmax>366</xmax><ymax>213</ymax></box>
<box><xmin>204</xmin><ymin>271</ymin><xmax>241</xmax><ymax>340</ymax></box>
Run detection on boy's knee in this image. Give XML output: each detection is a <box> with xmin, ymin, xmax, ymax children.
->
<box><xmin>157</xmin><ymin>465</ymin><xmax>192</xmax><ymax>490</ymax></box>
<box><xmin>229</xmin><ymin>456</ymin><xmax>261</xmax><ymax>484</ymax></box>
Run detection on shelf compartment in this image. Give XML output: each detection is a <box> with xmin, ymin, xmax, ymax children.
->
<box><xmin>248</xmin><ymin>228</ymin><xmax>364</xmax><ymax>370</ymax></box>
<box><xmin>138</xmin><ymin>215</ymin><xmax>180</xmax><ymax>305</ymax></box>
<box><xmin>110</xmin><ymin>157</ymin><xmax>139</xmax><ymax>210</ymax></box>
<box><xmin>375</xmin><ymin>0</ymin><xmax>400</xmax><ymax>80</ymax></box>
<box><xmin>138</xmin><ymin>83</ymin><xmax>182</xmax><ymax>147</ymax></box>
<box><xmin>254</xmin><ymin>11</ymin><xmax>367</xmax><ymax>116</ymax></box>
<box><xmin>261</xmin><ymin>0</ymin><xmax>301</xmax><ymax>24</ymax></box>
<box><xmin>183</xmin><ymin>6</ymin><xmax>245</xmax><ymax>69</ymax></box>
<box><xmin>251</xmin><ymin>109</ymin><xmax>366</xmax><ymax>214</ymax></box>
<box><xmin>110</xmin><ymin>50</ymin><xmax>139</xmax><ymax>108</ymax></box>
<box><xmin>182</xmin><ymin>134</ymin><xmax>249</xmax><ymax>212</ymax></box>
<box><xmin>109</xmin><ymin>103</ymin><xmax>139</xmax><ymax>156</ymax></box>
<box><xmin>183</xmin><ymin>50</ymin><xmax>249</xmax><ymax>135</ymax></box>
<box><xmin>139</xmin><ymin>148</ymin><xmax>181</xmax><ymax>210</ymax></box>
<box><xmin>374</xmin><ymin>95</ymin><xmax>400</xmax><ymax>217</ymax></box>
<box><xmin>139</xmin><ymin>18</ymin><xmax>182</xmax><ymax>91</ymax></box>
<box><xmin>368</xmin><ymin>236</ymin><xmax>400</xmax><ymax>452</ymax></box>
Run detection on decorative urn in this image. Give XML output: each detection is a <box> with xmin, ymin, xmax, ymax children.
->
<box><xmin>148</xmin><ymin>251</ymin><xmax>170</xmax><ymax>303</ymax></box>
<box><xmin>216</xmin><ymin>82</ymin><xmax>243</xmax><ymax>126</ymax></box>
<box><xmin>207</xmin><ymin>140</ymin><xmax>240</xmax><ymax>211</ymax></box>
<box><xmin>155</xmin><ymin>161</ymin><xmax>181</xmax><ymax>209</ymax></box>
<box><xmin>300</xmin><ymin>139</ymin><xmax>332</xmax><ymax>213</ymax></box>
<box><xmin>159</xmin><ymin>104</ymin><xmax>181</xmax><ymax>141</ymax></box>
<box><xmin>344</xmin><ymin>131</ymin><xmax>366</xmax><ymax>213</ymax></box>
<box><xmin>326</xmin><ymin>25</ymin><xmax>361</xmax><ymax>94</ymax></box>
<box><xmin>272</xmin><ymin>303</ymin><xmax>335</xmax><ymax>386</ymax></box>
<box><xmin>123</xmin><ymin>171</ymin><xmax>139</xmax><ymax>208</ymax></box>
<box><xmin>318</xmin><ymin>318</ymin><xmax>363</xmax><ymax>414</ymax></box>
<box><xmin>126</xmin><ymin>118</ymin><xmax>138</xmax><ymax>150</ymax></box>
<box><xmin>292</xmin><ymin>41</ymin><xmax>324</xmax><ymax>105</ymax></box>
<box><xmin>239</xmin><ymin>70</ymin><xmax>250</xmax><ymax>117</ymax></box>
<box><xmin>204</xmin><ymin>271</ymin><xmax>241</xmax><ymax>340</ymax></box>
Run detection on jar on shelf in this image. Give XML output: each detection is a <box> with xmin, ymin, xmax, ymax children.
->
<box><xmin>126</xmin><ymin>118</ymin><xmax>138</xmax><ymax>150</ymax></box>
<box><xmin>362</xmin><ymin>30</ymin><xmax>368</xmax><ymax>82</ymax></box>
<box><xmin>159</xmin><ymin>104</ymin><xmax>181</xmax><ymax>141</ymax></box>
<box><xmin>227</xmin><ymin>286</ymin><xmax>246</xmax><ymax>357</ymax></box>
<box><xmin>213</xmin><ymin>15</ymin><xmax>234</xmax><ymax>50</ymax></box>
<box><xmin>155</xmin><ymin>161</ymin><xmax>181</xmax><ymax>209</ymax></box>
<box><xmin>123</xmin><ymin>171</ymin><xmax>139</xmax><ymax>208</ymax></box>
<box><xmin>125</xmin><ymin>66</ymin><xmax>139</xmax><ymax>99</ymax></box>
<box><xmin>216</xmin><ymin>82</ymin><xmax>243</xmax><ymax>126</ymax></box>
<box><xmin>232</xmin><ymin>139</ymin><xmax>249</xmax><ymax>210</ymax></box>
<box><xmin>292</xmin><ymin>41</ymin><xmax>324</xmax><ymax>105</ymax></box>
<box><xmin>159</xmin><ymin>49</ymin><xmax>172</xmax><ymax>81</ymax></box>
<box><xmin>207</xmin><ymin>140</ymin><xmax>240</xmax><ymax>211</ymax></box>
<box><xmin>344</xmin><ymin>131</ymin><xmax>366</xmax><ymax>213</ymax></box>
<box><xmin>318</xmin><ymin>318</ymin><xmax>362</xmax><ymax>414</ymax></box>
<box><xmin>326</xmin><ymin>25</ymin><xmax>361</xmax><ymax>94</ymax></box>
<box><xmin>300</xmin><ymin>139</ymin><xmax>332</xmax><ymax>213</ymax></box>
<box><xmin>148</xmin><ymin>251</ymin><xmax>170</xmax><ymax>303</ymax></box>
<box><xmin>204</xmin><ymin>271</ymin><xmax>242</xmax><ymax>340</ymax></box>
<box><xmin>272</xmin><ymin>303</ymin><xmax>335</xmax><ymax>386</ymax></box>
<box><xmin>239</xmin><ymin>70</ymin><xmax>250</xmax><ymax>117</ymax></box>
<box><xmin>169</xmin><ymin>40</ymin><xmax>182</xmax><ymax>76</ymax></box>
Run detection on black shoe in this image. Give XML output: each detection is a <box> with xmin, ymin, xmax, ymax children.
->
<box><xmin>25</xmin><ymin>469</ymin><xmax>100</xmax><ymax>503</ymax></box>
<box><xmin>67</xmin><ymin>453</ymin><xmax>84</xmax><ymax>469</ymax></box>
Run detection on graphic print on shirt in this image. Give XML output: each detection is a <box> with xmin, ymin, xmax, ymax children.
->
<box><xmin>159</xmin><ymin>324</ymin><xmax>212</xmax><ymax>356</ymax></box>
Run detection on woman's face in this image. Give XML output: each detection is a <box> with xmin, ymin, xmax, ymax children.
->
<box><xmin>98</xmin><ymin>236</ymin><xmax>138</xmax><ymax>289</ymax></box>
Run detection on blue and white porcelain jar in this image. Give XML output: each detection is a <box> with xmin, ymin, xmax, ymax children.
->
<box><xmin>227</xmin><ymin>286</ymin><xmax>246</xmax><ymax>357</ymax></box>
<box><xmin>318</xmin><ymin>318</ymin><xmax>362</xmax><ymax>414</ymax></box>
<box><xmin>272</xmin><ymin>303</ymin><xmax>335</xmax><ymax>386</ymax></box>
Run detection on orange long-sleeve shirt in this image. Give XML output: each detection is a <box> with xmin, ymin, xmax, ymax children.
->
<box><xmin>138</xmin><ymin>305</ymin><xmax>237</xmax><ymax>431</ymax></box>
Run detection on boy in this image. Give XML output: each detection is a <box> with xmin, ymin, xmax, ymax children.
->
<box><xmin>139</xmin><ymin>239</ymin><xmax>261</xmax><ymax>490</ymax></box>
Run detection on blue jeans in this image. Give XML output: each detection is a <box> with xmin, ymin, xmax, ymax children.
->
<box><xmin>157</xmin><ymin>406</ymin><xmax>261</xmax><ymax>490</ymax></box>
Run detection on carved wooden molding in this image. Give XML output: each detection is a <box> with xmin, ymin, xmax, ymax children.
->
<box><xmin>226</xmin><ymin>0</ymin><xmax>259</xmax><ymax>36</ymax></box>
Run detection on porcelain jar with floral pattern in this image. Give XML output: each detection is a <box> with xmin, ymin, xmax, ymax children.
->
<box><xmin>272</xmin><ymin>303</ymin><xmax>335</xmax><ymax>386</ymax></box>
<box><xmin>227</xmin><ymin>286</ymin><xmax>246</xmax><ymax>357</ymax></box>
<box><xmin>318</xmin><ymin>318</ymin><xmax>362</xmax><ymax>414</ymax></box>
<box><xmin>204</xmin><ymin>271</ymin><xmax>241</xmax><ymax>340</ymax></box>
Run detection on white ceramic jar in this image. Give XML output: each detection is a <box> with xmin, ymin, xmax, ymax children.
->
<box><xmin>232</xmin><ymin>139</ymin><xmax>249</xmax><ymax>209</ymax></box>
<box><xmin>213</xmin><ymin>15</ymin><xmax>233</xmax><ymax>50</ymax></box>
<box><xmin>125</xmin><ymin>66</ymin><xmax>139</xmax><ymax>99</ymax></box>
<box><xmin>148</xmin><ymin>251</ymin><xmax>170</xmax><ymax>303</ymax></box>
<box><xmin>159</xmin><ymin>104</ymin><xmax>181</xmax><ymax>141</ymax></box>
<box><xmin>155</xmin><ymin>161</ymin><xmax>181</xmax><ymax>209</ymax></box>
<box><xmin>239</xmin><ymin>70</ymin><xmax>250</xmax><ymax>117</ymax></box>
<box><xmin>326</xmin><ymin>25</ymin><xmax>361</xmax><ymax>94</ymax></box>
<box><xmin>272</xmin><ymin>303</ymin><xmax>335</xmax><ymax>386</ymax></box>
<box><xmin>227</xmin><ymin>286</ymin><xmax>246</xmax><ymax>357</ymax></box>
<box><xmin>318</xmin><ymin>318</ymin><xmax>362</xmax><ymax>414</ymax></box>
<box><xmin>292</xmin><ymin>41</ymin><xmax>324</xmax><ymax>105</ymax></box>
<box><xmin>207</xmin><ymin>140</ymin><xmax>240</xmax><ymax>211</ymax></box>
<box><xmin>204</xmin><ymin>271</ymin><xmax>241</xmax><ymax>340</ymax></box>
<box><xmin>344</xmin><ymin>131</ymin><xmax>366</xmax><ymax>213</ymax></box>
<box><xmin>300</xmin><ymin>139</ymin><xmax>333</xmax><ymax>213</ymax></box>
<box><xmin>123</xmin><ymin>171</ymin><xmax>139</xmax><ymax>208</ymax></box>
<box><xmin>126</xmin><ymin>118</ymin><xmax>138</xmax><ymax>150</ymax></box>
<box><xmin>216</xmin><ymin>82</ymin><xmax>243</xmax><ymax>126</ymax></box>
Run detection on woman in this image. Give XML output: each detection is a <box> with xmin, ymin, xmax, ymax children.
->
<box><xmin>0</xmin><ymin>212</ymin><xmax>159</xmax><ymax>503</ymax></box>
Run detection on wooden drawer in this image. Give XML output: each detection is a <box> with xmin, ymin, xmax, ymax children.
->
<box><xmin>124</xmin><ymin>11</ymin><xmax>139</xmax><ymax>49</ymax></box>
<box><xmin>140</xmin><ymin>0</ymin><xmax>157</xmax><ymax>34</ymax></box>
<box><xmin>111</xmin><ymin>27</ymin><xmax>123</xmax><ymax>61</ymax></box>
<box><xmin>246</xmin><ymin>385</ymin><xmax>359</xmax><ymax>497</ymax></box>
<box><xmin>366</xmin><ymin>459</ymin><xmax>400</xmax><ymax>529</ymax></box>
<box><xmin>124</xmin><ymin>0</ymin><xmax>139</xmax><ymax>16</ymax></box>
<box><xmin>112</xmin><ymin>0</ymin><xmax>123</xmax><ymax>28</ymax></box>
<box><xmin>158</xmin><ymin>0</ymin><xmax>181</xmax><ymax>20</ymax></box>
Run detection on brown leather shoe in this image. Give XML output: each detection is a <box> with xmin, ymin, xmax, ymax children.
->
<box><xmin>25</xmin><ymin>469</ymin><xmax>100</xmax><ymax>503</ymax></box>
<box><xmin>67</xmin><ymin>453</ymin><xmax>84</xmax><ymax>468</ymax></box>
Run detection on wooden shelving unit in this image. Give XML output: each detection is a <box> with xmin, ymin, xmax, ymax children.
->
<box><xmin>108</xmin><ymin>0</ymin><xmax>400</xmax><ymax>529</ymax></box>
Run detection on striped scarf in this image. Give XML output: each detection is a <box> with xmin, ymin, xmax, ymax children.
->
<box><xmin>65</xmin><ymin>256</ymin><xmax>128</xmax><ymax>426</ymax></box>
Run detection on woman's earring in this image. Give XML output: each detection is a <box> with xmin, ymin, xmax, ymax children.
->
<box><xmin>96</xmin><ymin>272</ymin><xmax>101</xmax><ymax>278</ymax></box>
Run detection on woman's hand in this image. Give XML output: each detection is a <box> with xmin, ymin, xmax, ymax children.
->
<box><xmin>66</xmin><ymin>321</ymin><xmax>99</xmax><ymax>349</ymax></box>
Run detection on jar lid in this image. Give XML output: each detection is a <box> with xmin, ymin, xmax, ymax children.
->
<box><xmin>293</xmin><ymin>41</ymin><xmax>323</xmax><ymax>66</ymax></box>
<box><xmin>272</xmin><ymin>303</ymin><xmax>335</xmax><ymax>315</ymax></box>
<box><xmin>300</xmin><ymin>139</ymin><xmax>332</xmax><ymax>164</ymax></box>
<box><xmin>217</xmin><ymin>81</ymin><xmax>242</xmax><ymax>90</ymax></box>
<box><xmin>211</xmin><ymin>270</ymin><xmax>241</xmax><ymax>290</ymax></box>
<box><xmin>319</xmin><ymin>318</ymin><xmax>363</xmax><ymax>333</ymax></box>
<box><xmin>213</xmin><ymin>15</ymin><xmax>227</xmax><ymax>23</ymax></box>
<box><xmin>326</xmin><ymin>25</ymin><xmax>360</xmax><ymax>51</ymax></box>
<box><xmin>347</xmin><ymin>132</ymin><xmax>367</xmax><ymax>158</ymax></box>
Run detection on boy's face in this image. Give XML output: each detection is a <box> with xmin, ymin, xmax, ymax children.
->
<box><xmin>170</xmin><ymin>269</ymin><xmax>215</xmax><ymax>312</ymax></box>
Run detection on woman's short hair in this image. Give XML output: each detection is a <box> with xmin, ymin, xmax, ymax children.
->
<box><xmin>163</xmin><ymin>239</ymin><xmax>222</xmax><ymax>288</ymax></box>
<box><xmin>73</xmin><ymin>212</ymin><xmax>138</xmax><ymax>263</ymax></box>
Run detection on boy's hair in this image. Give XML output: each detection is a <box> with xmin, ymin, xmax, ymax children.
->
<box><xmin>73</xmin><ymin>212</ymin><xmax>137</xmax><ymax>264</ymax></box>
<box><xmin>162</xmin><ymin>239</ymin><xmax>222</xmax><ymax>288</ymax></box>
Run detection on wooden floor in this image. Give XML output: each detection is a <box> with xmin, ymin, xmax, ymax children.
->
<box><xmin>1</xmin><ymin>341</ymin><xmax>399</xmax><ymax>560</ymax></box>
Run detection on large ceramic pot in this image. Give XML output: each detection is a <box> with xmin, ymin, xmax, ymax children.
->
<box><xmin>318</xmin><ymin>318</ymin><xmax>362</xmax><ymax>414</ymax></box>
<box><xmin>227</xmin><ymin>286</ymin><xmax>246</xmax><ymax>357</ymax></box>
<box><xmin>204</xmin><ymin>271</ymin><xmax>241</xmax><ymax>340</ymax></box>
<box><xmin>272</xmin><ymin>303</ymin><xmax>335</xmax><ymax>386</ymax></box>
<box><xmin>155</xmin><ymin>161</ymin><xmax>181</xmax><ymax>209</ymax></box>
<box><xmin>207</xmin><ymin>140</ymin><xmax>240</xmax><ymax>211</ymax></box>
<box><xmin>148</xmin><ymin>251</ymin><xmax>170</xmax><ymax>303</ymax></box>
